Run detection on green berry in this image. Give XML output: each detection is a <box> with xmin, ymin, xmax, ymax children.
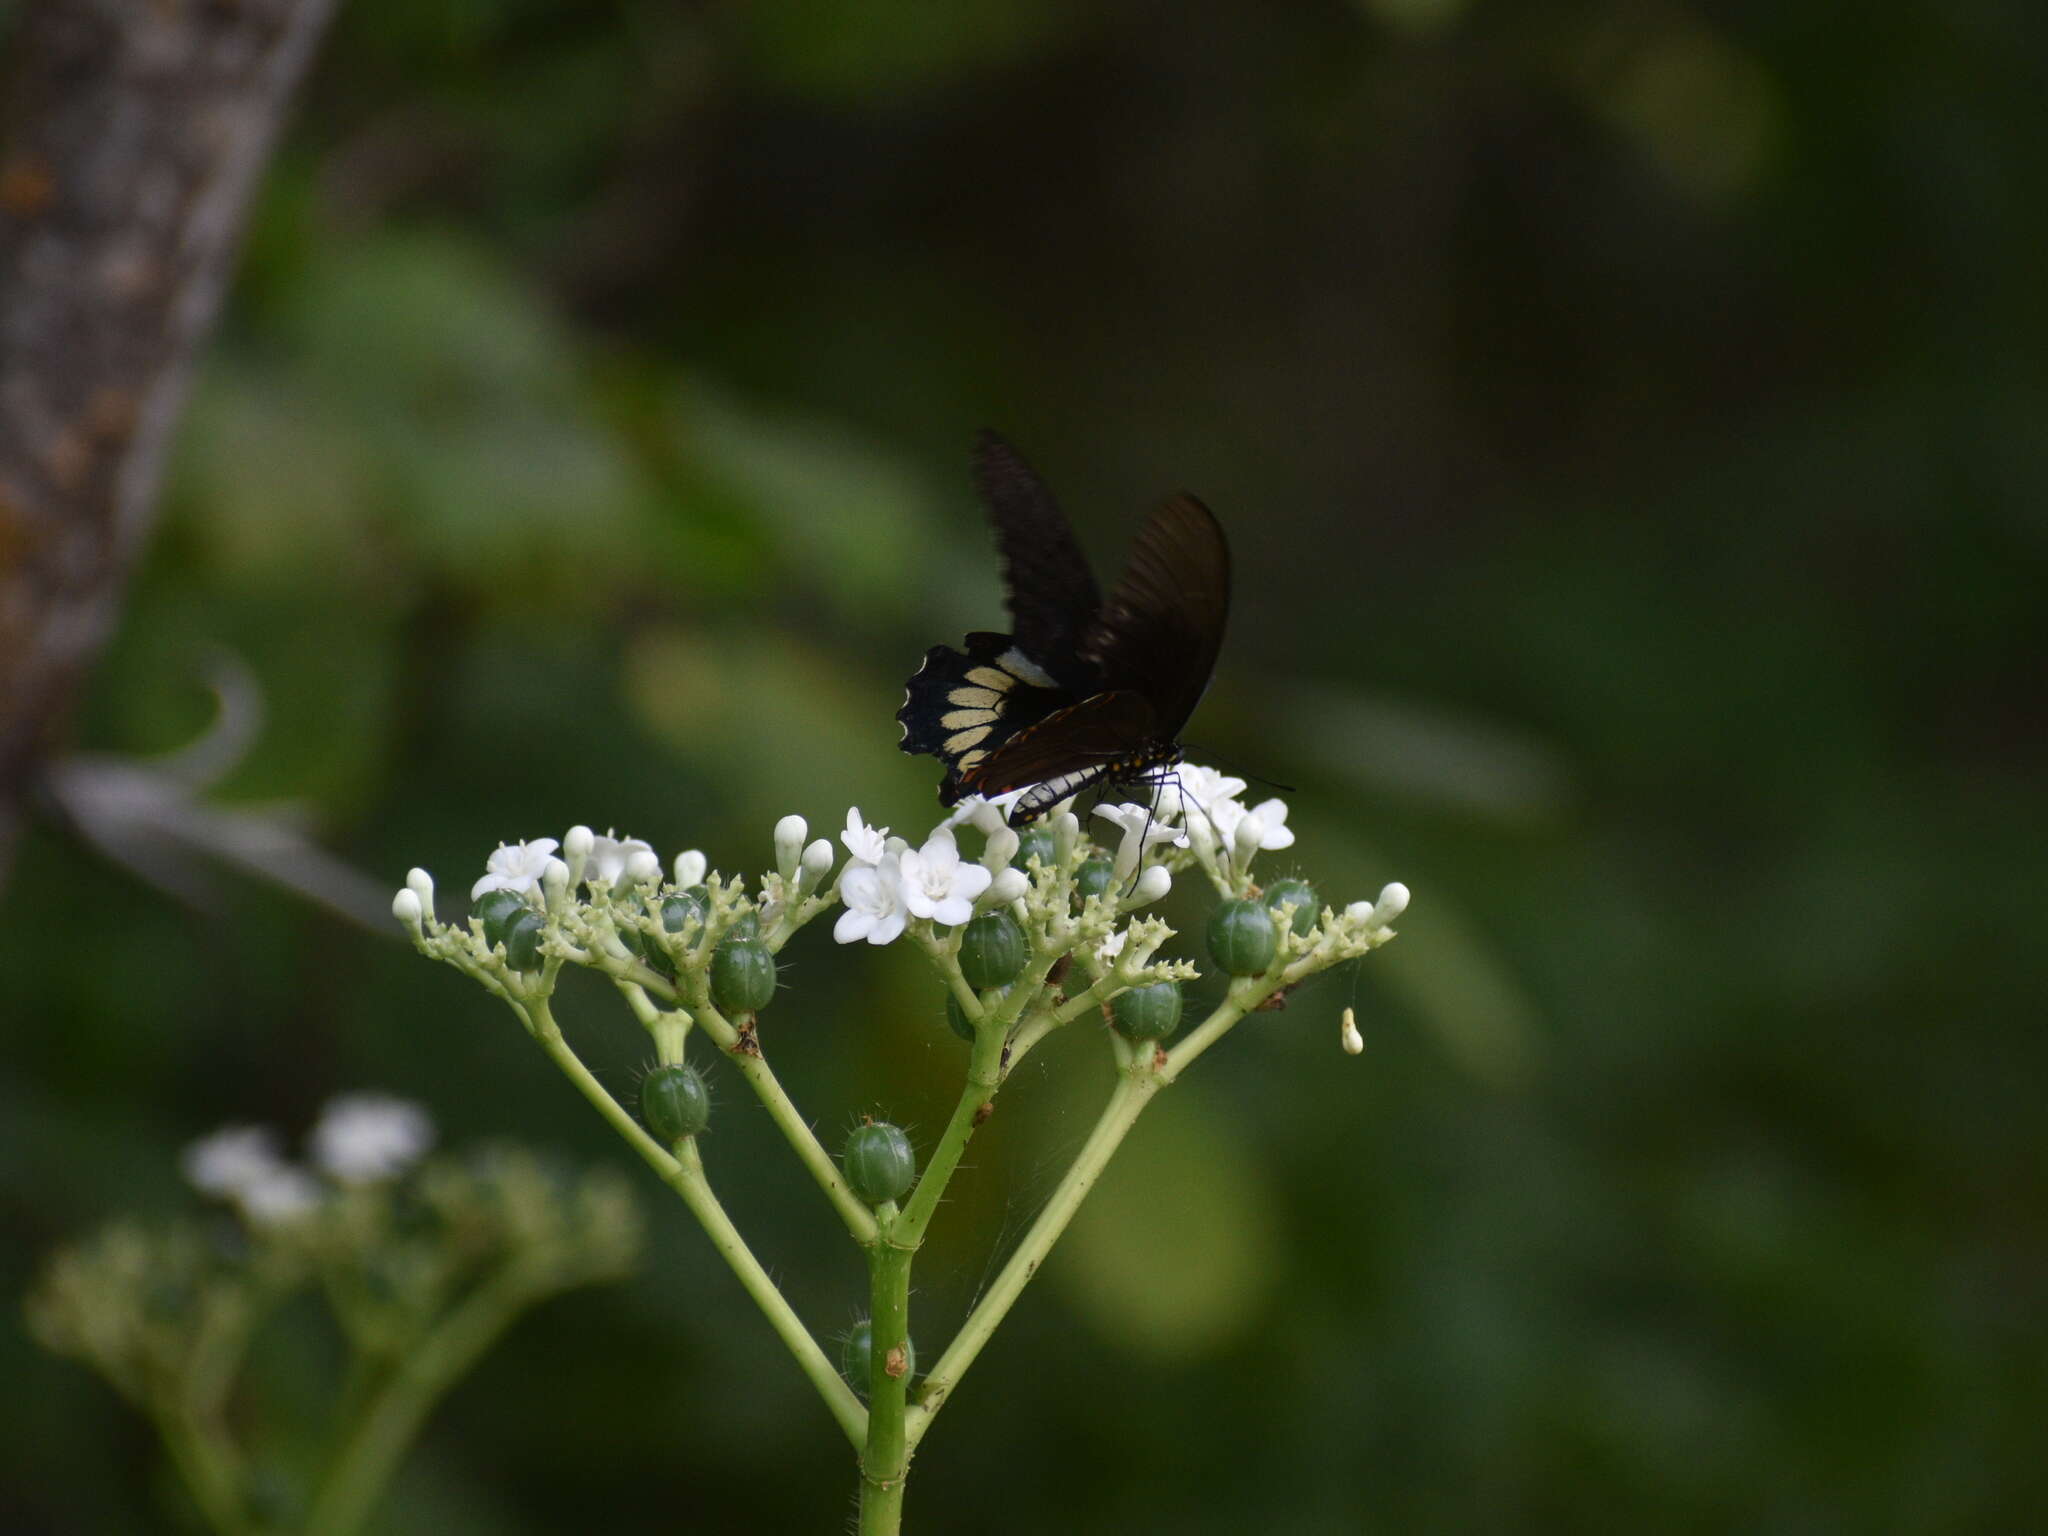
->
<box><xmin>641</xmin><ymin>1063</ymin><xmax>711</xmax><ymax>1141</ymax></box>
<box><xmin>1261</xmin><ymin>878</ymin><xmax>1320</xmax><ymax>938</ymax></box>
<box><xmin>1206</xmin><ymin>898</ymin><xmax>1277</xmax><ymax>976</ymax></box>
<box><xmin>710</xmin><ymin>937</ymin><xmax>776</xmax><ymax>1013</ymax></box>
<box><xmin>842</xmin><ymin>1121</ymin><xmax>916</xmax><ymax>1205</ymax></box>
<box><xmin>1112</xmin><ymin>981</ymin><xmax>1184</xmax><ymax>1041</ymax></box>
<box><xmin>958</xmin><ymin>911</ymin><xmax>1026</xmax><ymax>989</ymax></box>
<box><xmin>726</xmin><ymin>908</ymin><xmax>761</xmax><ymax>939</ymax></box>
<box><xmin>661</xmin><ymin>890</ymin><xmax>707</xmax><ymax>934</ymax></box>
<box><xmin>472</xmin><ymin>889</ymin><xmax>528</xmax><ymax>948</ymax></box>
<box><xmin>503</xmin><ymin>909</ymin><xmax>547</xmax><ymax>971</ymax></box>
<box><xmin>1013</xmin><ymin>828</ymin><xmax>1056</xmax><ymax>871</ymax></box>
<box><xmin>945</xmin><ymin>994</ymin><xmax>976</xmax><ymax>1041</ymax></box>
<box><xmin>1074</xmin><ymin>859</ymin><xmax>1115</xmax><ymax>901</ymax></box>
<box><xmin>841</xmin><ymin>1319</ymin><xmax>915</xmax><ymax>1396</ymax></box>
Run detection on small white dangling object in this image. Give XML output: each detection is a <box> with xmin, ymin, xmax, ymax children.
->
<box><xmin>1340</xmin><ymin>1006</ymin><xmax>1364</xmax><ymax>1056</ymax></box>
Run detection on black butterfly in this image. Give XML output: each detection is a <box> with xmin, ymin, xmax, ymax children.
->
<box><xmin>897</xmin><ymin>431</ymin><xmax>1231</xmax><ymax>825</ymax></box>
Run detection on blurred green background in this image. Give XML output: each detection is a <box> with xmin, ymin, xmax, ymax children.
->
<box><xmin>7</xmin><ymin>0</ymin><xmax>2045</xmax><ymax>1530</ymax></box>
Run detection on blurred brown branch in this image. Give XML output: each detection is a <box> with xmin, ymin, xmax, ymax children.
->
<box><xmin>0</xmin><ymin>0</ymin><xmax>337</xmax><ymax>887</ymax></box>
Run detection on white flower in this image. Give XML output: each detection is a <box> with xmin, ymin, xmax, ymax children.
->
<box><xmin>834</xmin><ymin>855</ymin><xmax>909</xmax><ymax>945</ymax></box>
<box><xmin>842</xmin><ymin>808</ymin><xmax>890</xmax><ymax>867</ymax></box>
<box><xmin>1208</xmin><ymin>796</ymin><xmax>1294</xmax><ymax>857</ymax></box>
<box><xmin>311</xmin><ymin>1094</ymin><xmax>435</xmax><ymax>1183</ymax></box>
<box><xmin>944</xmin><ymin>788</ymin><xmax>1029</xmax><ymax>833</ymax></box>
<box><xmin>182</xmin><ymin>1125</ymin><xmax>284</xmax><ymax>1198</ymax></box>
<box><xmin>470</xmin><ymin>838</ymin><xmax>559</xmax><ymax>900</ymax></box>
<box><xmin>236</xmin><ymin>1165</ymin><xmax>324</xmax><ymax>1225</ymax></box>
<box><xmin>1091</xmin><ymin>802</ymin><xmax>1190</xmax><ymax>879</ymax></box>
<box><xmin>585</xmin><ymin>832</ymin><xmax>654</xmax><ymax>889</ymax></box>
<box><xmin>898</xmin><ymin>828</ymin><xmax>993</xmax><ymax>926</ymax></box>
<box><xmin>1171</xmin><ymin>763</ymin><xmax>1248</xmax><ymax>815</ymax></box>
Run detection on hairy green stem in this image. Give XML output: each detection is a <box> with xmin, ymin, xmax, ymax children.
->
<box><xmin>859</xmin><ymin>1234</ymin><xmax>915</xmax><ymax>1536</ymax></box>
<box><xmin>527</xmin><ymin>1002</ymin><xmax>867</xmax><ymax>1447</ymax></box>
<box><xmin>895</xmin><ymin>1018</ymin><xmax>1006</xmax><ymax>1247</ymax></box>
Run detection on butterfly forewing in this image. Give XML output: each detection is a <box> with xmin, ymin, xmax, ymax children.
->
<box><xmin>971</xmin><ymin>431</ymin><xmax>1102</xmax><ymax>690</ymax></box>
<box><xmin>1081</xmin><ymin>494</ymin><xmax>1231</xmax><ymax>735</ymax></box>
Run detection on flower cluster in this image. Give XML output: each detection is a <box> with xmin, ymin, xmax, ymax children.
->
<box><xmin>180</xmin><ymin>1092</ymin><xmax>436</xmax><ymax>1227</ymax></box>
<box><xmin>394</xmin><ymin>764</ymin><xmax>1408</xmax><ymax>1083</ymax></box>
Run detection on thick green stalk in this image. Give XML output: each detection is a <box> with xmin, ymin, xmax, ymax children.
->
<box><xmin>894</xmin><ymin>1017</ymin><xmax>1006</xmax><ymax>1247</ymax></box>
<box><xmin>858</xmin><ymin>1234</ymin><xmax>916</xmax><ymax>1536</ymax></box>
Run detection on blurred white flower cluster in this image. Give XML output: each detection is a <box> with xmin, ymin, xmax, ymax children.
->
<box><xmin>181</xmin><ymin>1093</ymin><xmax>435</xmax><ymax>1226</ymax></box>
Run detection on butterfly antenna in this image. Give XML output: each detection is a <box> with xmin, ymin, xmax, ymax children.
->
<box><xmin>1180</xmin><ymin>741</ymin><xmax>1295</xmax><ymax>795</ymax></box>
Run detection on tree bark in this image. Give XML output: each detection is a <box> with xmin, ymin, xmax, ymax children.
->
<box><xmin>0</xmin><ymin>0</ymin><xmax>337</xmax><ymax>885</ymax></box>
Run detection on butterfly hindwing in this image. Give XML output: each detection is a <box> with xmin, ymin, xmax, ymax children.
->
<box><xmin>896</xmin><ymin>632</ymin><xmax>1071</xmax><ymax>805</ymax></box>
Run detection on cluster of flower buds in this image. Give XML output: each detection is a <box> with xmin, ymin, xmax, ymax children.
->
<box><xmin>394</xmin><ymin>765</ymin><xmax>1408</xmax><ymax>1105</ymax></box>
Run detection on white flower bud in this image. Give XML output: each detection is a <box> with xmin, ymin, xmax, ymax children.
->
<box><xmin>1232</xmin><ymin>810</ymin><xmax>1268</xmax><ymax>864</ymax></box>
<box><xmin>774</xmin><ymin>815</ymin><xmax>807</xmax><ymax>880</ymax></box>
<box><xmin>982</xmin><ymin>825</ymin><xmax>1020</xmax><ymax>873</ymax></box>
<box><xmin>392</xmin><ymin>888</ymin><xmax>423</xmax><ymax>928</ymax></box>
<box><xmin>405</xmin><ymin>867</ymin><xmax>435</xmax><ymax>909</ymax></box>
<box><xmin>800</xmin><ymin>838</ymin><xmax>834</xmax><ymax>888</ymax></box>
<box><xmin>1128</xmin><ymin>864</ymin><xmax>1172</xmax><ymax>906</ymax></box>
<box><xmin>1341</xmin><ymin>1007</ymin><xmax>1364</xmax><ymax>1055</ymax></box>
<box><xmin>624</xmin><ymin>848</ymin><xmax>661</xmax><ymax>887</ymax></box>
<box><xmin>674</xmin><ymin>850</ymin><xmax>707</xmax><ymax>888</ymax></box>
<box><xmin>1186</xmin><ymin>813</ymin><xmax>1217</xmax><ymax>864</ymax></box>
<box><xmin>983</xmin><ymin>868</ymin><xmax>1029</xmax><ymax>907</ymax></box>
<box><xmin>542</xmin><ymin>857</ymin><xmax>571</xmax><ymax>905</ymax></box>
<box><xmin>1344</xmin><ymin>900</ymin><xmax>1373</xmax><ymax>923</ymax></box>
<box><xmin>1372</xmin><ymin>882</ymin><xmax>1410</xmax><ymax>924</ymax></box>
<box><xmin>564</xmin><ymin>824</ymin><xmax>595</xmax><ymax>862</ymax></box>
<box><xmin>1051</xmin><ymin>811</ymin><xmax>1081</xmax><ymax>865</ymax></box>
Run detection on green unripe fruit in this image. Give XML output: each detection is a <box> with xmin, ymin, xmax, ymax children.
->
<box><xmin>710</xmin><ymin>937</ymin><xmax>777</xmax><ymax>1013</ymax></box>
<box><xmin>1012</xmin><ymin>828</ymin><xmax>1056</xmax><ymax>870</ymax></box>
<box><xmin>472</xmin><ymin>890</ymin><xmax>527</xmax><ymax>948</ymax></box>
<box><xmin>958</xmin><ymin>911</ymin><xmax>1026</xmax><ymax>989</ymax></box>
<box><xmin>727</xmin><ymin>909</ymin><xmax>761</xmax><ymax>939</ymax></box>
<box><xmin>661</xmin><ymin>891</ymin><xmax>706</xmax><ymax>934</ymax></box>
<box><xmin>1206</xmin><ymin>898</ymin><xmax>1277</xmax><ymax>976</ymax></box>
<box><xmin>945</xmin><ymin>994</ymin><xmax>975</xmax><ymax>1041</ymax></box>
<box><xmin>503</xmin><ymin>909</ymin><xmax>547</xmax><ymax>971</ymax></box>
<box><xmin>641</xmin><ymin>1063</ymin><xmax>711</xmax><ymax>1141</ymax></box>
<box><xmin>1112</xmin><ymin>981</ymin><xmax>1184</xmax><ymax>1041</ymax></box>
<box><xmin>1262</xmin><ymin>878</ymin><xmax>1320</xmax><ymax>938</ymax></box>
<box><xmin>842</xmin><ymin>1319</ymin><xmax>915</xmax><ymax>1396</ymax></box>
<box><xmin>1074</xmin><ymin>859</ymin><xmax>1115</xmax><ymax>901</ymax></box>
<box><xmin>842</xmin><ymin>1121</ymin><xmax>917</xmax><ymax>1205</ymax></box>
